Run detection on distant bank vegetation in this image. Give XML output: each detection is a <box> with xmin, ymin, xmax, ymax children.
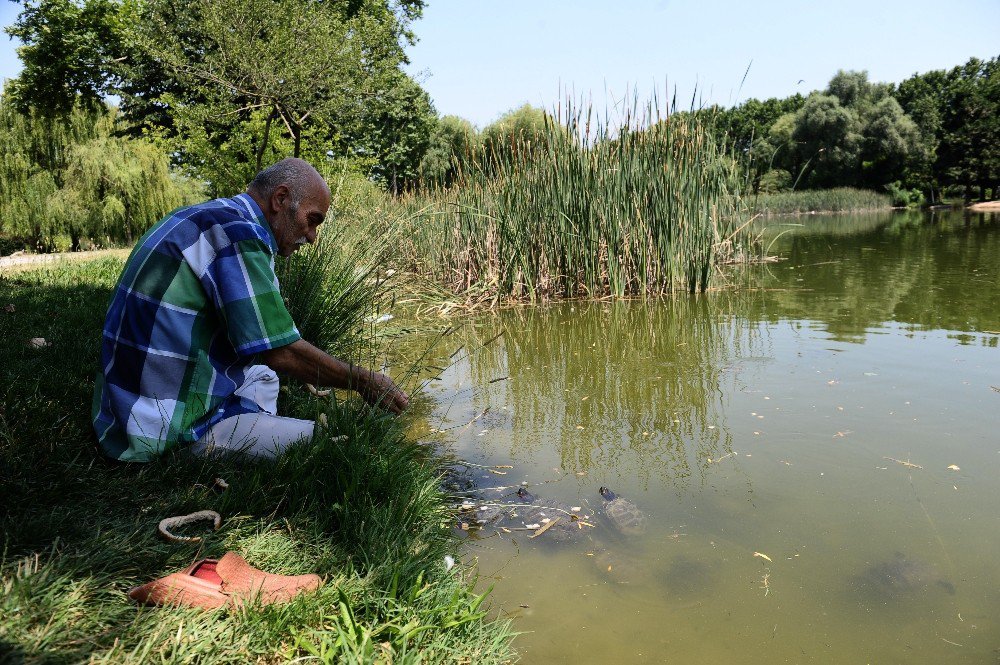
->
<box><xmin>751</xmin><ymin>188</ymin><xmax>892</xmax><ymax>216</ymax></box>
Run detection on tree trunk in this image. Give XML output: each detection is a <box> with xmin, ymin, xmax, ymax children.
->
<box><xmin>255</xmin><ymin>108</ymin><xmax>277</xmax><ymax>173</ymax></box>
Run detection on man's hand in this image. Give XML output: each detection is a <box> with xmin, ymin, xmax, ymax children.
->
<box><xmin>357</xmin><ymin>370</ymin><xmax>410</xmax><ymax>415</ymax></box>
<box><xmin>261</xmin><ymin>340</ymin><xmax>410</xmax><ymax>415</ymax></box>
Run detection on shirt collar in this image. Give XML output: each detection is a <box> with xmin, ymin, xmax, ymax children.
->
<box><xmin>233</xmin><ymin>192</ymin><xmax>278</xmax><ymax>254</ymax></box>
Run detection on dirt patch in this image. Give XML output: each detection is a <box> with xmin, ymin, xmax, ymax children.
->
<box><xmin>0</xmin><ymin>249</ymin><xmax>130</xmax><ymax>273</ymax></box>
<box><xmin>968</xmin><ymin>200</ymin><xmax>1000</xmax><ymax>212</ymax></box>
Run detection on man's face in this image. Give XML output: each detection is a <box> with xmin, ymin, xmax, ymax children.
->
<box><xmin>271</xmin><ymin>181</ymin><xmax>332</xmax><ymax>258</ymax></box>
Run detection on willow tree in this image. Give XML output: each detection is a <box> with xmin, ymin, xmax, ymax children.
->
<box><xmin>0</xmin><ymin>95</ymin><xmax>198</xmax><ymax>250</ymax></box>
<box><xmin>61</xmin><ymin>132</ymin><xmax>195</xmax><ymax>244</ymax></box>
<box><xmin>0</xmin><ymin>98</ymin><xmax>103</xmax><ymax>249</ymax></box>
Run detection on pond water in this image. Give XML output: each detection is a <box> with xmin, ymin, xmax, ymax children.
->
<box><xmin>413</xmin><ymin>209</ymin><xmax>1000</xmax><ymax>663</ymax></box>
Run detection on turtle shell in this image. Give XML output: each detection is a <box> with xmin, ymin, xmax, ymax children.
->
<box><xmin>514</xmin><ymin>488</ymin><xmax>592</xmax><ymax>543</ymax></box>
<box><xmin>851</xmin><ymin>552</ymin><xmax>955</xmax><ymax>602</ymax></box>
<box><xmin>600</xmin><ymin>488</ymin><xmax>647</xmax><ymax>536</ymax></box>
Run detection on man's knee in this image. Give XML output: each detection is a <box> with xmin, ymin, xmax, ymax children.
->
<box><xmin>235</xmin><ymin>364</ymin><xmax>280</xmax><ymax>414</ymax></box>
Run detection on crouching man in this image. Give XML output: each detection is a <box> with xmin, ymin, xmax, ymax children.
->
<box><xmin>92</xmin><ymin>158</ymin><xmax>407</xmax><ymax>462</ymax></box>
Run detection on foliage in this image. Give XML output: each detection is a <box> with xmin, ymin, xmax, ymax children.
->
<box><xmin>758</xmin><ymin>168</ymin><xmax>792</xmax><ymax>194</ymax></box>
<box><xmin>0</xmin><ymin>95</ymin><xmax>199</xmax><ymax>251</ymax></box>
<box><xmin>354</xmin><ymin>72</ymin><xmax>438</xmax><ymax>193</ymax></box>
<box><xmin>479</xmin><ymin>104</ymin><xmax>559</xmax><ymax>169</ymax></box>
<box><xmin>419</xmin><ymin>115</ymin><xmax>481</xmax><ymax>188</ymax></box>
<box><xmin>0</xmin><ymin>255</ymin><xmax>514</xmax><ymax>663</ymax></box>
<box><xmin>884</xmin><ymin>180</ymin><xmax>924</xmax><ymax>207</ymax></box>
<box><xmin>897</xmin><ymin>56</ymin><xmax>1000</xmax><ymax>202</ymax></box>
<box><xmin>6</xmin><ymin>0</ymin><xmax>433</xmax><ymax>194</ymax></box>
<box><xmin>4</xmin><ymin>0</ymin><xmax>134</xmax><ymax>115</ymax></box>
<box><xmin>401</xmin><ymin>94</ymin><xmax>754</xmax><ymax>302</ymax></box>
<box><xmin>751</xmin><ymin>187</ymin><xmax>891</xmax><ymax>215</ymax></box>
<box><xmin>705</xmin><ymin>61</ymin><xmax>997</xmax><ymax>202</ymax></box>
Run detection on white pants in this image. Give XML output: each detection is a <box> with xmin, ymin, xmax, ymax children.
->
<box><xmin>190</xmin><ymin>365</ymin><xmax>315</xmax><ymax>460</ymax></box>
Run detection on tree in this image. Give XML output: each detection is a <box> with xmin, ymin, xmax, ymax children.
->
<box><xmin>895</xmin><ymin>69</ymin><xmax>948</xmax><ymax>200</ymax></box>
<box><xmin>6</xmin><ymin>0</ymin><xmax>431</xmax><ymax>192</ymax></box>
<box><xmin>5</xmin><ymin>0</ymin><xmax>133</xmax><ymax>115</ymax></box>
<box><xmin>789</xmin><ymin>94</ymin><xmax>863</xmax><ymax>188</ymax></box>
<box><xmin>859</xmin><ymin>96</ymin><xmax>924</xmax><ymax>189</ymax></box>
<box><xmin>419</xmin><ymin>115</ymin><xmax>480</xmax><ymax>187</ymax></box>
<box><xmin>0</xmin><ymin>94</ymin><xmax>197</xmax><ymax>250</ymax></box>
<box><xmin>481</xmin><ymin>105</ymin><xmax>554</xmax><ymax>159</ymax></box>
<box><xmin>349</xmin><ymin>72</ymin><xmax>437</xmax><ymax>193</ymax></box>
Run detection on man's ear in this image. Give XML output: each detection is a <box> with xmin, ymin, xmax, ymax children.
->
<box><xmin>270</xmin><ymin>184</ymin><xmax>291</xmax><ymax>214</ymax></box>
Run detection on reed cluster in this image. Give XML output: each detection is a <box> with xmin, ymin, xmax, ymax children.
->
<box><xmin>402</xmin><ymin>95</ymin><xmax>754</xmax><ymax>302</ymax></box>
<box><xmin>752</xmin><ymin>187</ymin><xmax>892</xmax><ymax>215</ymax></box>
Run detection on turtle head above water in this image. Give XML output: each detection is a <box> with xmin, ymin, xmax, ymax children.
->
<box><xmin>599</xmin><ymin>486</ymin><xmax>617</xmax><ymax>501</ymax></box>
<box><xmin>517</xmin><ymin>487</ymin><xmax>535</xmax><ymax>502</ymax></box>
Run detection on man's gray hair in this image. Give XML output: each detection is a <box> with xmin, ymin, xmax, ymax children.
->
<box><xmin>248</xmin><ymin>158</ymin><xmax>327</xmax><ymax>204</ymax></box>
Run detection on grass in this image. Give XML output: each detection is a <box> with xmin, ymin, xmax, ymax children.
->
<box><xmin>0</xmin><ymin>257</ymin><xmax>515</xmax><ymax>664</ymax></box>
<box><xmin>751</xmin><ymin>187</ymin><xmax>892</xmax><ymax>215</ymax></box>
<box><xmin>400</xmin><ymin>93</ymin><xmax>755</xmax><ymax>304</ymax></box>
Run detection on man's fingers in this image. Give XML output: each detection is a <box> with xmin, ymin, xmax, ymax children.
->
<box><xmin>361</xmin><ymin>374</ymin><xmax>409</xmax><ymax>414</ymax></box>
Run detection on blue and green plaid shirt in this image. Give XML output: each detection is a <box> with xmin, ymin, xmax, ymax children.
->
<box><xmin>92</xmin><ymin>193</ymin><xmax>301</xmax><ymax>461</ymax></box>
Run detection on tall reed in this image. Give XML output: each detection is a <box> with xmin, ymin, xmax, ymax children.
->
<box><xmin>752</xmin><ymin>187</ymin><xmax>891</xmax><ymax>215</ymax></box>
<box><xmin>403</xmin><ymin>93</ymin><xmax>754</xmax><ymax>302</ymax></box>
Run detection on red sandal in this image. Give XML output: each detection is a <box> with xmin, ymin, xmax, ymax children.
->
<box><xmin>128</xmin><ymin>552</ymin><xmax>322</xmax><ymax>609</ymax></box>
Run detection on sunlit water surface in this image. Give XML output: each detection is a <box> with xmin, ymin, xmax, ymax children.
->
<box><xmin>408</xmin><ymin>210</ymin><xmax>1000</xmax><ymax>663</ymax></box>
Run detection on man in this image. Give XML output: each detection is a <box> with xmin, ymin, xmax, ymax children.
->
<box><xmin>92</xmin><ymin>158</ymin><xmax>408</xmax><ymax>462</ymax></box>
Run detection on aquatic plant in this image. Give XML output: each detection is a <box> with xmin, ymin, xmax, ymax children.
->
<box><xmin>401</xmin><ymin>92</ymin><xmax>755</xmax><ymax>302</ymax></box>
<box><xmin>751</xmin><ymin>187</ymin><xmax>891</xmax><ymax>215</ymax></box>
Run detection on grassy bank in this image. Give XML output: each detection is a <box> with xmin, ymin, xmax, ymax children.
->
<box><xmin>0</xmin><ymin>258</ymin><xmax>515</xmax><ymax>664</ymax></box>
<box><xmin>401</xmin><ymin>96</ymin><xmax>755</xmax><ymax>303</ymax></box>
<box><xmin>751</xmin><ymin>187</ymin><xmax>892</xmax><ymax>215</ymax></box>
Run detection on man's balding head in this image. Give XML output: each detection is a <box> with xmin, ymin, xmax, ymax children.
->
<box><xmin>248</xmin><ymin>158</ymin><xmax>332</xmax><ymax>257</ymax></box>
<box><xmin>248</xmin><ymin>157</ymin><xmax>330</xmax><ymax>204</ymax></box>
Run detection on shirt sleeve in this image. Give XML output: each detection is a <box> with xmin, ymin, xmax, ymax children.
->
<box><xmin>204</xmin><ymin>237</ymin><xmax>301</xmax><ymax>356</ymax></box>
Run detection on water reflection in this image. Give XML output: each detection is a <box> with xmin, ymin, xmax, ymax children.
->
<box><xmin>444</xmin><ymin>296</ymin><xmax>771</xmax><ymax>489</ymax></box>
<box><xmin>759</xmin><ymin>210</ymin><xmax>1000</xmax><ymax>343</ymax></box>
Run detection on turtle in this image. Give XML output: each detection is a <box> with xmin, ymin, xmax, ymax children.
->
<box><xmin>513</xmin><ymin>487</ymin><xmax>592</xmax><ymax>543</ymax></box>
<box><xmin>850</xmin><ymin>552</ymin><xmax>955</xmax><ymax>603</ymax></box>
<box><xmin>598</xmin><ymin>486</ymin><xmax>647</xmax><ymax>536</ymax></box>
<box><xmin>469</xmin><ymin>499</ymin><xmax>516</xmax><ymax>526</ymax></box>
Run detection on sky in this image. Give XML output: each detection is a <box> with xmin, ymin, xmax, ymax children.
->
<box><xmin>403</xmin><ymin>0</ymin><xmax>1000</xmax><ymax>127</ymax></box>
<box><xmin>1</xmin><ymin>0</ymin><xmax>997</xmax><ymax>128</ymax></box>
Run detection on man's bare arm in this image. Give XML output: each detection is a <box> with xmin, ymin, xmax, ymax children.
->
<box><xmin>259</xmin><ymin>339</ymin><xmax>409</xmax><ymax>414</ymax></box>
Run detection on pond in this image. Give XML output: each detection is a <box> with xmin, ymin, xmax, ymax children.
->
<box><xmin>413</xmin><ymin>209</ymin><xmax>1000</xmax><ymax>663</ymax></box>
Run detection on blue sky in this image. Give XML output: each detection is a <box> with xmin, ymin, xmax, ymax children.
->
<box><xmin>2</xmin><ymin>0</ymin><xmax>998</xmax><ymax>127</ymax></box>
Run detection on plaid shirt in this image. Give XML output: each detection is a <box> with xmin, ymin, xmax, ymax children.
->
<box><xmin>92</xmin><ymin>193</ymin><xmax>301</xmax><ymax>461</ymax></box>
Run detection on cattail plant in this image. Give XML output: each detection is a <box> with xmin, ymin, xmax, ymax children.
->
<box><xmin>401</xmin><ymin>91</ymin><xmax>755</xmax><ymax>302</ymax></box>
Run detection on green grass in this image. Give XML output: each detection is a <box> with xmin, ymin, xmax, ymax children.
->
<box><xmin>0</xmin><ymin>258</ymin><xmax>515</xmax><ymax>664</ymax></box>
<box><xmin>400</xmin><ymin>95</ymin><xmax>755</xmax><ymax>303</ymax></box>
<box><xmin>751</xmin><ymin>187</ymin><xmax>892</xmax><ymax>215</ymax></box>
